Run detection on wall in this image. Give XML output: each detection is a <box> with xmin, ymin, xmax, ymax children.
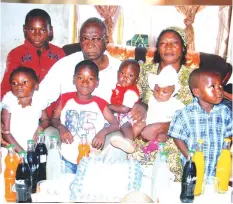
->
<box><xmin>1</xmin><ymin>3</ymin><xmax>71</xmax><ymax>81</ymax></box>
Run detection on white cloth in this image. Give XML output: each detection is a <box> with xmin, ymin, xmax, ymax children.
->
<box><xmin>122</xmin><ymin>89</ymin><xmax>139</xmax><ymax>108</ymax></box>
<box><xmin>38</xmin><ymin>51</ymin><xmax>121</xmax><ymax>105</ymax></box>
<box><xmin>146</xmin><ymin>96</ymin><xmax>185</xmax><ymax>125</ymax></box>
<box><xmin>1</xmin><ymin>91</ymin><xmax>48</xmax><ymax>150</ymax></box>
<box><xmin>148</xmin><ymin>65</ymin><xmax>180</xmax><ymax>96</ymax></box>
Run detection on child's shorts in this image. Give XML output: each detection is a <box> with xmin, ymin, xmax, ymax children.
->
<box><xmin>61</xmin><ymin>156</ymin><xmax>77</xmax><ymax>174</ymax></box>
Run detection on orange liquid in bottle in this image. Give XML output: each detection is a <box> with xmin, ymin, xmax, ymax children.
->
<box><xmin>77</xmin><ymin>143</ymin><xmax>90</xmax><ymax>164</ymax></box>
<box><xmin>192</xmin><ymin>139</ymin><xmax>205</xmax><ymax>196</ymax></box>
<box><xmin>4</xmin><ymin>145</ymin><xmax>19</xmax><ymax>202</ymax></box>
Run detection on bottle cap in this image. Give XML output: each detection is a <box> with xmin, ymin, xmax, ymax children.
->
<box><xmin>197</xmin><ymin>139</ymin><xmax>204</xmax><ymax>144</ymax></box>
<box><xmin>7</xmin><ymin>144</ymin><xmax>15</xmax><ymax>149</ymax></box>
<box><xmin>50</xmin><ymin>135</ymin><xmax>59</xmax><ymax>140</ymax></box>
<box><xmin>189</xmin><ymin>149</ymin><xmax>195</xmax><ymax>156</ymax></box>
<box><xmin>38</xmin><ymin>132</ymin><xmax>44</xmax><ymax>137</ymax></box>
<box><xmin>224</xmin><ymin>138</ymin><xmax>231</xmax><ymax>143</ymax></box>
<box><xmin>27</xmin><ymin>139</ymin><xmax>35</xmax><ymax>144</ymax></box>
<box><xmin>160</xmin><ymin>151</ymin><xmax>168</xmax><ymax>159</ymax></box>
<box><xmin>18</xmin><ymin>150</ymin><xmax>27</xmax><ymax>156</ymax></box>
<box><xmin>81</xmin><ymin>134</ymin><xmax>87</xmax><ymax>138</ymax></box>
<box><xmin>158</xmin><ymin>142</ymin><xmax>165</xmax><ymax>147</ymax></box>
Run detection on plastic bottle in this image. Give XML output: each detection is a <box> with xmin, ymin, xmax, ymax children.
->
<box><xmin>152</xmin><ymin>142</ymin><xmax>165</xmax><ymax>169</ymax></box>
<box><xmin>27</xmin><ymin>139</ymin><xmax>39</xmax><ymax>193</ymax></box>
<box><xmin>180</xmin><ymin>150</ymin><xmax>197</xmax><ymax>203</ymax></box>
<box><xmin>15</xmin><ymin>150</ymin><xmax>32</xmax><ymax>203</ymax></box>
<box><xmin>77</xmin><ymin>134</ymin><xmax>90</xmax><ymax>164</ymax></box>
<box><xmin>46</xmin><ymin>135</ymin><xmax>62</xmax><ymax>180</ymax></box>
<box><xmin>4</xmin><ymin>144</ymin><xmax>19</xmax><ymax>202</ymax></box>
<box><xmin>216</xmin><ymin>138</ymin><xmax>232</xmax><ymax>193</ymax></box>
<box><xmin>151</xmin><ymin>142</ymin><xmax>165</xmax><ymax>200</ymax></box>
<box><xmin>192</xmin><ymin>139</ymin><xmax>204</xmax><ymax>196</ymax></box>
<box><xmin>151</xmin><ymin>151</ymin><xmax>170</xmax><ymax>202</ymax></box>
<box><xmin>35</xmin><ymin>132</ymin><xmax>48</xmax><ymax>182</ymax></box>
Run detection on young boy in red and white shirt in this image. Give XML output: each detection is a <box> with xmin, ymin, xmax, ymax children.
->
<box><xmin>51</xmin><ymin>60</ymin><xmax>119</xmax><ymax>173</ymax></box>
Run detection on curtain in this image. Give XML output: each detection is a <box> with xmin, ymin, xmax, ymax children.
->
<box><xmin>95</xmin><ymin>5</ymin><xmax>120</xmax><ymax>43</ymax></box>
<box><xmin>215</xmin><ymin>6</ymin><xmax>231</xmax><ymax>60</ymax></box>
<box><xmin>176</xmin><ymin>6</ymin><xmax>205</xmax><ymax>51</ymax></box>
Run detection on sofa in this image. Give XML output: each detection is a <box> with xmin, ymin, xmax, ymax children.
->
<box><xmin>62</xmin><ymin>42</ymin><xmax>232</xmax><ymax>86</ymax></box>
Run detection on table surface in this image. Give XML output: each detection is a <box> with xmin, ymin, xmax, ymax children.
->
<box><xmin>1</xmin><ymin>147</ymin><xmax>232</xmax><ymax>203</ymax></box>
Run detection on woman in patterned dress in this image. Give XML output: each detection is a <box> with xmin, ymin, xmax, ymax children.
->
<box><xmin>131</xmin><ymin>26</ymin><xmax>196</xmax><ymax>181</ymax></box>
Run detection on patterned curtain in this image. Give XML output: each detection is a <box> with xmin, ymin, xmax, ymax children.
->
<box><xmin>176</xmin><ymin>6</ymin><xmax>205</xmax><ymax>51</ymax></box>
<box><xmin>215</xmin><ymin>6</ymin><xmax>232</xmax><ymax>60</ymax></box>
<box><xmin>95</xmin><ymin>5</ymin><xmax>119</xmax><ymax>43</ymax></box>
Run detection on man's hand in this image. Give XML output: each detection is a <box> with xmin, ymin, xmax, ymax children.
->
<box><xmin>129</xmin><ymin>103</ymin><xmax>147</xmax><ymax>124</ymax></box>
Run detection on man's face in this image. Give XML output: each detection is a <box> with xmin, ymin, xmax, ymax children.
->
<box><xmin>80</xmin><ymin>22</ymin><xmax>106</xmax><ymax>62</ymax></box>
<box><xmin>195</xmin><ymin>73</ymin><xmax>224</xmax><ymax>105</ymax></box>
<box><xmin>23</xmin><ymin>17</ymin><xmax>52</xmax><ymax>49</ymax></box>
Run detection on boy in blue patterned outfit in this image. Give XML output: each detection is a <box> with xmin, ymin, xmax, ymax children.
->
<box><xmin>168</xmin><ymin>68</ymin><xmax>232</xmax><ymax>180</ymax></box>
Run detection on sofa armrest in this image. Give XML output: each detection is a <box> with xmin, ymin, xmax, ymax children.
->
<box><xmin>62</xmin><ymin>43</ymin><xmax>81</xmax><ymax>56</ymax></box>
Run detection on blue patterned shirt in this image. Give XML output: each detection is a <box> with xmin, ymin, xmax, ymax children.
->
<box><xmin>168</xmin><ymin>97</ymin><xmax>233</xmax><ymax>178</ymax></box>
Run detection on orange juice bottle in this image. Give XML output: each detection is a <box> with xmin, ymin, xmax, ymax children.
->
<box><xmin>4</xmin><ymin>144</ymin><xmax>19</xmax><ymax>202</ymax></box>
<box><xmin>77</xmin><ymin>134</ymin><xmax>90</xmax><ymax>164</ymax></box>
<box><xmin>216</xmin><ymin>138</ymin><xmax>232</xmax><ymax>193</ymax></box>
<box><xmin>192</xmin><ymin>139</ymin><xmax>204</xmax><ymax>196</ymax></box>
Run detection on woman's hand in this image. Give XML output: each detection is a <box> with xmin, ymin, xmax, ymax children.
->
<box><xmin>92</xmin><ymin>132</ymin><xmax>106</xmax><ymax>150</ymax></box>
<box><xmin>129</xmin><ymin>102</ymin><xmax>147</xmax><ymax>124</ymax></box>
<box><xmin>141</xmin><ymin>122</ymin><xmax>170</xmax><ymax>141</ymax></box>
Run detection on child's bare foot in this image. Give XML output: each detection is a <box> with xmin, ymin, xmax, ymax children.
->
<box><xmin>110</xmin><ymin>135</ymin><xmax>135</xmax><ymax>153</ymax></box>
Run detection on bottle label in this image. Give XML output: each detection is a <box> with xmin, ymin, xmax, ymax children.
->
<box><xmin>15</xmin><ymin>179</ymin><xmax>32</xmax><ymax>202</ymax></box>
<box><xmin>12</xmin><ymin>183</ymin><xmax>16</xmax><ymax>192</ymax></box>
<box><xmin>31</xmin><ymin>164</ymin><xmax>37</xmax><ymax>172</ymax></box>
<box><xmin>40</xmin><ymin>154</ymin><xmax>47</xmax><ymax>163</ymax></box>
<box><xmin>186</xmin><ymin>183</ymin><xmax>195</xmax><ymax>196</ymax></box>
<box><xmin>15</xmin><ymin>180</ymin><xmax>25</xmax><ymax>185</ymax></box>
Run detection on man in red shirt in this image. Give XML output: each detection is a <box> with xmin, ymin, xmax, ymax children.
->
<box><xmin>1</xmin><ymin>8</ymin><xmax>65</xmax><ymax>117</ymax></box>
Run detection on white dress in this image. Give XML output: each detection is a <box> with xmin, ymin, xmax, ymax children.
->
<box><xmin>1</xmin><ymin>91</ymin><xmax>48</xmax><ymax>150</ymax></box>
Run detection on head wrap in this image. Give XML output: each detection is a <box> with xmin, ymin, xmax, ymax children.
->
<box><xmin>163</xmin><ymin>26</ymin><xmax>187</xmax><ymax>47</ymax></box>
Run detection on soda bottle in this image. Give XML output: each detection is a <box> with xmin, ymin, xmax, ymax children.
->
<box><xmin>180</xmin><ymin>150</ymin><xmax>197</xmax><ymax>203</ymax></box>
<box><xmin>192</xmin><ymin>139</ymin><xmax>204</xmax><ymax>196</ymax></box>
<box><xmin>27</xmin><ymin>139</ymin><xmax>39</xmax><ymax>193</ymax></box>
<box><xmin>46</xmin><ymin>135</ymin><xmax>62</xmax><ymax>180</ymax></box>
<box><xmin>15</xmin><ymin>150</ymin><xmax>32</xmax><ymax>203</ymax></box>
<box><xmin>153</xmin><ymin>142</ymin><xmax>165</xmax><ymax>168</ymax></box>
<box><xmin>4</xmin><ymin>144</ymin><xmax>19</xmax><ymax>202</ymax></box>
<box><xmin>77</xmin><ymin>134</ymin><xmax>90</xmax><ymax>164</ymax></box>
<box><xmin>216</xmin><ymin>138</ymin><xmax>232</xmax><ymax>193</ymax></box>
<box><xmin>35</xmin><ymin>132</ymin><xmax>48</xmax><ymax>181</ymax></box>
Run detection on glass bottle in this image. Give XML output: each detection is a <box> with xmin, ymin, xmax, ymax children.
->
<box><xmin>35</xmin><ymin>132</ymin><xmax>48</xmax><ymax>182</ymax></box>
<box><xmin>4</xmin><ymin>144</ymin><xmax>19</xmax><ymax>202</ymax></box>
<box><xmin>77</xmin><ymin>134</ymin><xmax>90</xmax><ymax>164</ymax></box>
<box><xmin>15</xmin><ymin>150</ymin><xmax>32</xmax><ymax>203</ymax></box>
<box><xmin>180</xmin><ymin>150</ymin><xmax>197</xmax><ymax>203</ymax></box>
<box><xmin>46</xmin><ymin>135</ymin><xmax>62</xmax><ymax>180</ymax></box>
<box><xmin>216</xmin><ymin>138</ymin><xmax>232</xmax><ymax>193</ymax></box>
<box><xmin>193</xmin><ymin>139</ymin><xmax>204</xmax><ymax>196</ymax></box>
<box><xmin>27</xmin><ymin>139</ymin><xmax>39</xmax><ymax>193</ymax></box>
<box><xmin>151</xmin><ymin>151</ymin><xmax>170</xmax><ymax>202</ymax></box>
